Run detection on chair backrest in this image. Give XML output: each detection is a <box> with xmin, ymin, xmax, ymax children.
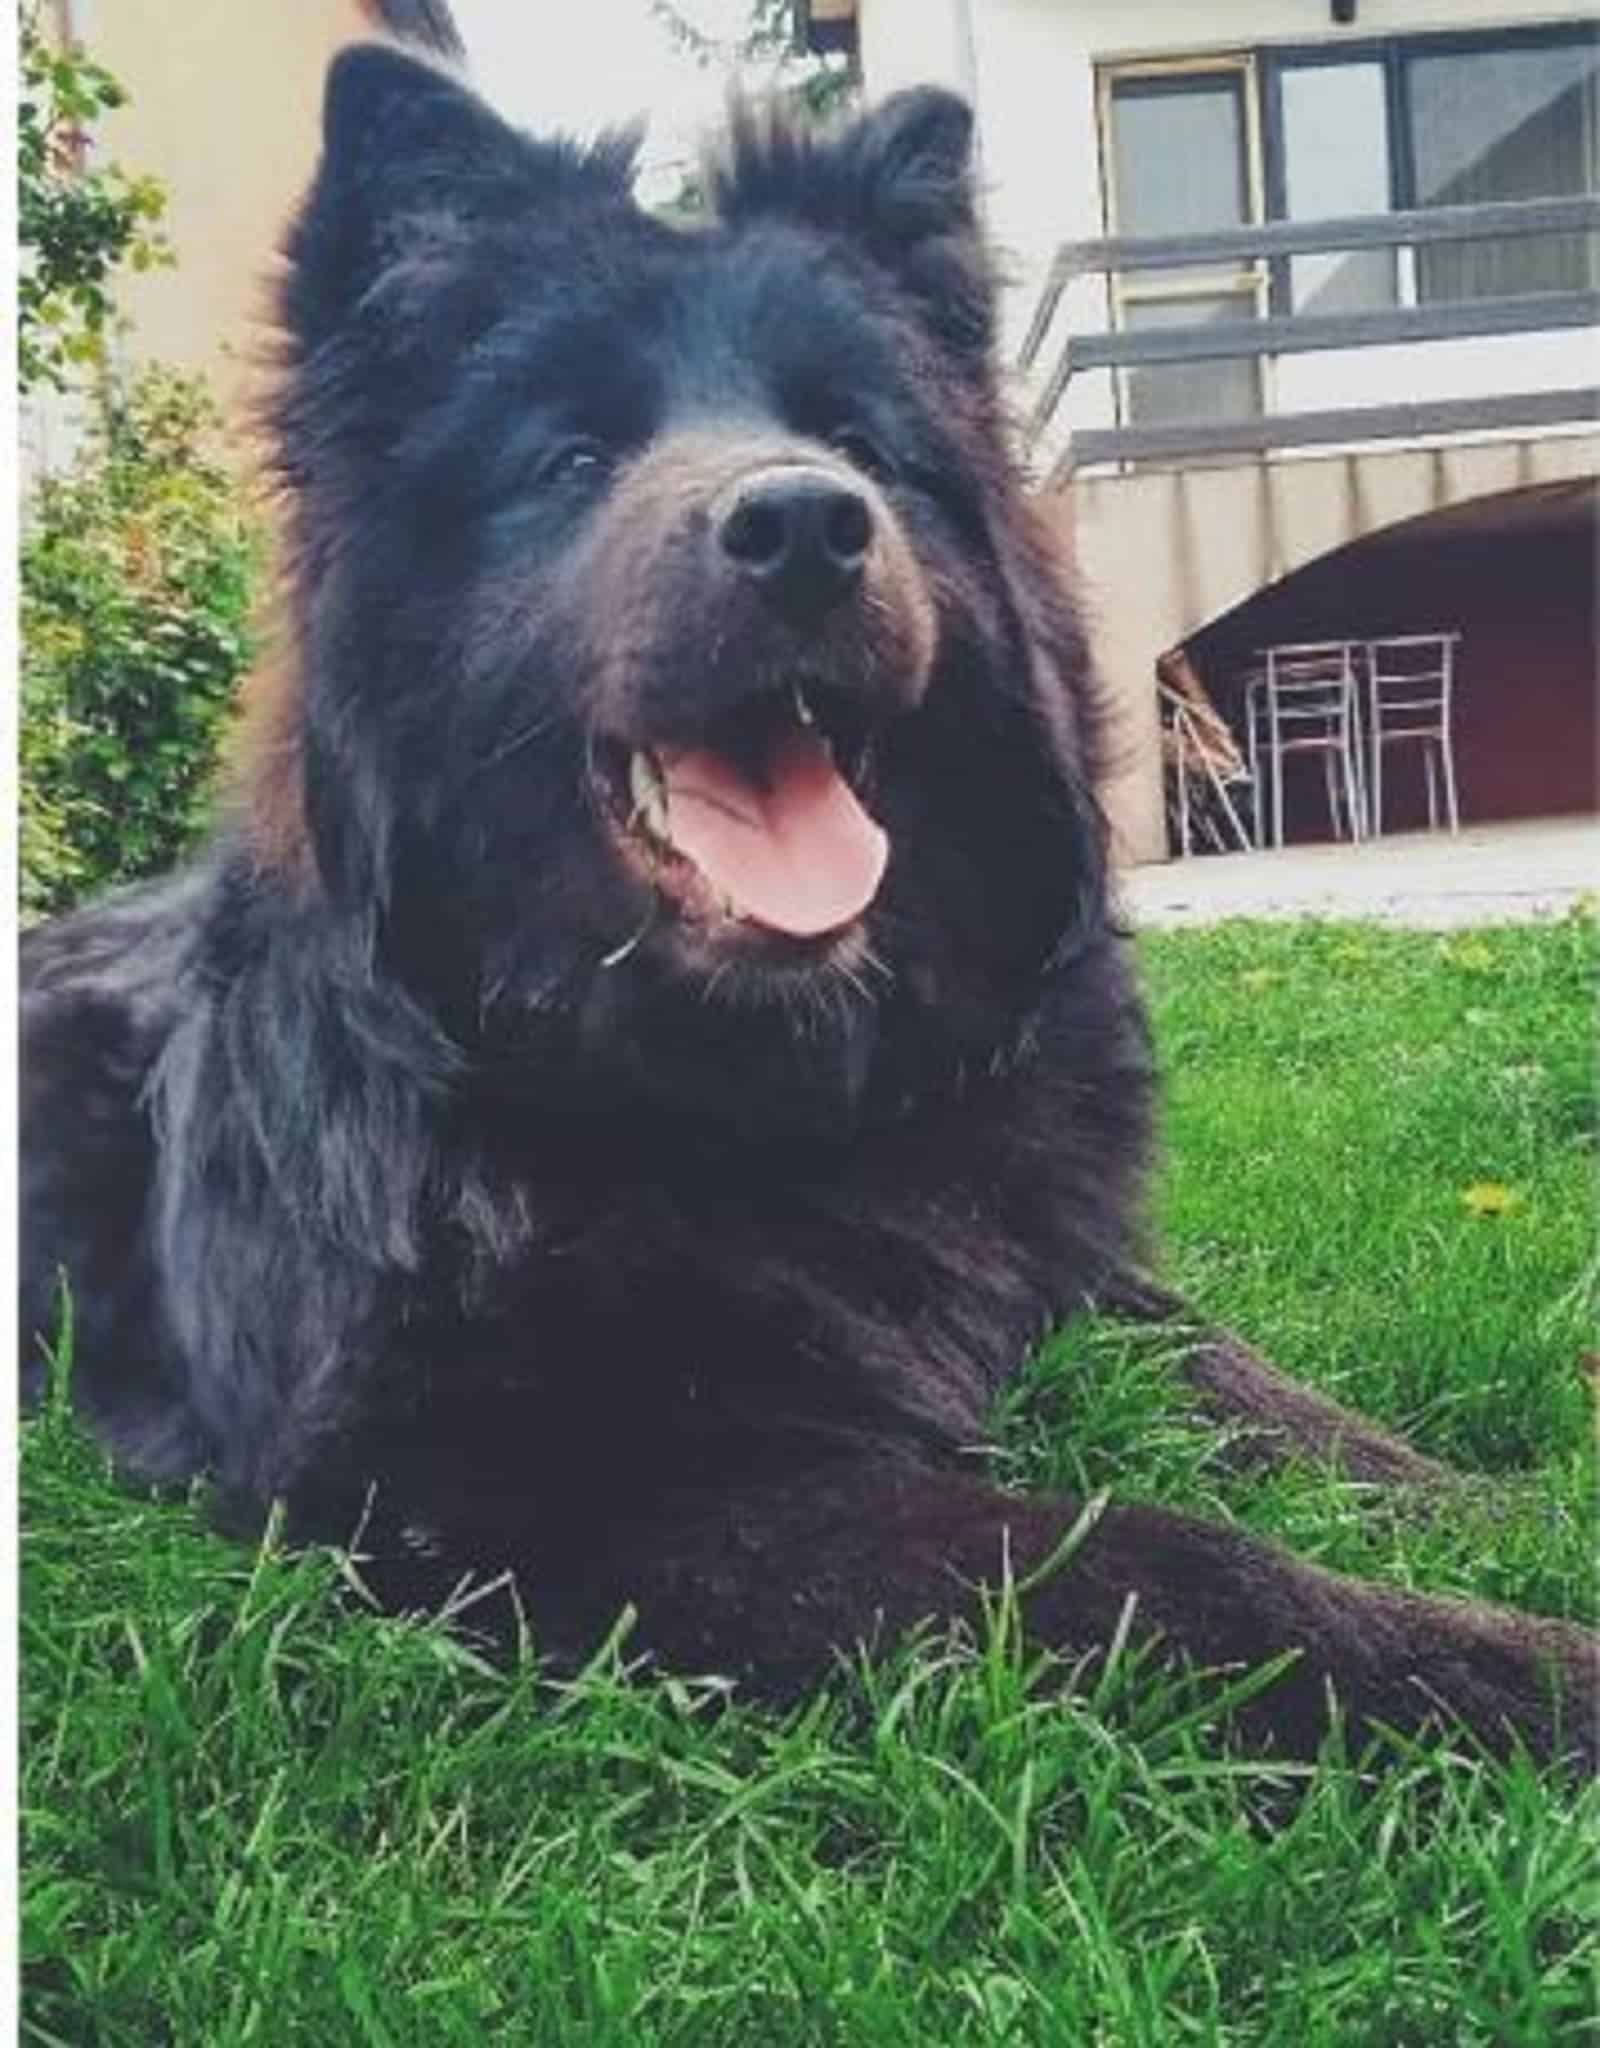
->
<box><xmin>1261</xmin><ymin>643</ymin><xmax>1356</xmax><ymax>731</ymax></box>
<box><xmin>1367</xmin><ymin>633</ymin><xmax>1457</xmax><ymax>729</ymax></box>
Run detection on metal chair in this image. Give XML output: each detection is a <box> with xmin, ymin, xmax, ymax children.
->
<box><xmin>1248</xmin><ymin>642</ymin><xmax>1368</xmax><ymax>849</ymax></box>
<box><xmin>1363</xmin><ymin>632</ymin><xmax>1461</xmax><ymax>836</ymax></box>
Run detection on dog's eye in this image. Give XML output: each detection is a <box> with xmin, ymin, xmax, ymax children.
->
<box><xmin>542</xmin><ymin>440</ymin><xmax>611</xmax><ymax>486</ymax></box>
<box><xmin>826</xmin><ymin>426</ymin><xmax>895</xmax><ymax>484</ymax></box>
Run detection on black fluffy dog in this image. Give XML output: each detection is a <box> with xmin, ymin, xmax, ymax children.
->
<box><xmin>21</xmin><ymin>48</ymin><xmax>1595</xmax><ymax>1768</ymax></box>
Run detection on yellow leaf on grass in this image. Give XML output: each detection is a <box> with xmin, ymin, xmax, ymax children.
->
<box><xmin>1461</xmin><ymin>1181</ymin><xmax>1522</xmax><ymax>1219</ymax></box>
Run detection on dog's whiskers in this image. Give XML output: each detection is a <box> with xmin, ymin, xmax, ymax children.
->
<box><xmin>828</xmin><ymin>955</ymin><xmax>878</xmax><ymax>1009</ymax></box>
<box><xmin>478</xmin><ymin>711</ymin><xmax>561</xmax><ymax>771</ymax></box>
<box><xmin>848</xmin><ymin>937</ymin><xmax>894</xmax><ymax>991</ymax></box>
<box><xmin>600</xmin><ymin>906</ymin><xmax>655</xmax><ymax>970</ymax></box>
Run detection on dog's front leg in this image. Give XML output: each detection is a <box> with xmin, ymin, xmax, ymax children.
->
<box><xmin>1101</xmin><ymin>1274</ymin><xmax>1452</xmax><ymax>1485</ymax></box>
<box><xmin>570</xmin><ymin>1456</ymin><xmax>1594</xmax><ymax>1770</ymax></box>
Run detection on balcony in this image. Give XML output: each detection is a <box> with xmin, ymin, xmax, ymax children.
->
<box><xmin>1019</xmin><ymin>195</ymin><xmax>1600</xmax><ymax>478</ymax></box>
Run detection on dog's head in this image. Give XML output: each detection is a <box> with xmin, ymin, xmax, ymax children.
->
<box><xmin>256</xmin><ymin>47</ymin><xmax>1110</xmax><ymax>1127</ymax></box>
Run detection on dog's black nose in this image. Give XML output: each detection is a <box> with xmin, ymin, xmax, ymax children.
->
<box><xmin>717</xmin><ymin>467</ymin><xmax>873</xmax><ymax>614</ymax></box>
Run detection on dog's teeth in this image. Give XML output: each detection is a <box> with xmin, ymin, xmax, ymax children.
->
<box><xmin>793</xmin><ymin>684</ymin><xmax>816</xmax><ymax>728</ymax></box>
<box><xmin>628</xmin><ymin>749</ymin><xmax>671</xmax><ymax>842</ymax></box>
<box><xmin>628</xmin><ymin>747</ymin><xmax>659</xmax><ymax>812</ymax></box>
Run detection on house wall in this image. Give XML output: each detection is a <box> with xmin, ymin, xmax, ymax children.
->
<box><xmin>78</xmin><ymin>0</ymin><xmax>371</xmax><ymax>439</ymax></box>
<box><xmin>859</xmin><ymin>0</ymin><xmax>1597</xmax><ymax>452</ymax></box>
<box><xmin>854</xmin><ymin>0</ymin><xmax>1599</xmax><ymax>863</ymax></box>
<box><xmin>864</xmin><ymin>1</ymin><xmax>1597</xmax><ymax>372</ymax></box>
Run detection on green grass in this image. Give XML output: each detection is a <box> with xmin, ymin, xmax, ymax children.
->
<box><xmin>22</xmin><ymin>915</ymin><xmax>1599</xmax><ymax>2046</ymax></box>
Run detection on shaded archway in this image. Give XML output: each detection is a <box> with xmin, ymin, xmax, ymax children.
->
<box><xmin>1060</xmin><ymin>430</ymin><xmax>1600</xmax><ymax>861</ymax></box>
<box><xmin>1177</xmin><ymin>478</ymin><xmax>1597</xmax><ymax>845</ymax></box>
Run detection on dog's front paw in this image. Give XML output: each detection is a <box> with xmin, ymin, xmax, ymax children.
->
<box><xmin>1414</xmin><ymin>1602</ymin><xmax>1597</xmax><ymax>1776</ymax></box>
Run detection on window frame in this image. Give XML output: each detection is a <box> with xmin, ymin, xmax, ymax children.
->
<box><xmin>1389</xmin><ymin>20</ymin><xmax>1599</xmax><ymax>304</ymax></box>
<box><xmin>1386</xmin><ymin>18</ymin><xmax>1600</xmax><ymax>212</ymax></box>
<box><xmin>1095</xmin><ymin>52</ymin><xmax>1270</xmax><ymax>428</ymax></box>
<box><xmin>1260</xmin><ymin>19</ymin><xmax>1599</xmax><ymax>214</ymax></box>
<box><xmin>1099</xmin><ymin>22</ymin><xmax>1600</xmax><ymax>307</ymax></box>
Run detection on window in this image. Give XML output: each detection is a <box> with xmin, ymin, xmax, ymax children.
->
<box><xmin>1111</xmin><ymin>72</ymin><xmax>1252</xmax><ymax>241</ymax></box>
<box><xmin>1101</xmin><ymin>62</ymin><xmax>1265</xmax><ymax>424</ymax></box>
<box><xmin>1274</xmin><ymin>59</ymin><xmax>1395</xmax><ymax>312</ymax></box>
<box><xmin>1405</xmin><ymin>35</ymin><xmax>1599</xmax><ymax>300</ymax></box>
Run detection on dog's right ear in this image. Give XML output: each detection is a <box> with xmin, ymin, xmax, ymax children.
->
<box><xmin>284</xmin><ymin>45</ymin><xmax>638</xmax><ymax>348</ymax></box>
<box><xmin>713</xmin><ymin>89</ymin><xmax>994</xmax><ymax>363</ymax></box>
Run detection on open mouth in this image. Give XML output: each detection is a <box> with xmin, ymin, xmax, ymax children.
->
<box><xmin>597</xmin><ymin>685</ymin><xmax>889</xmax><ymax>943</ymax></box>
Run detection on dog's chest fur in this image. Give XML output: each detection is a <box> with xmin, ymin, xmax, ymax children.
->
<box><xmin>352</xmin><ymin>999</ymin><xmax>1137</xmax><ymax>1504</ymax></box>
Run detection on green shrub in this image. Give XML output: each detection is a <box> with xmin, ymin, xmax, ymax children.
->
<box><xmin>17</xmin><ymin>6</ymin><xmax>172</xmax><ymax>395</ymax></box>
<box><xmin>19</xmin><ymin>367</ymin><xmax>265</xmax><ymax>919</ymax></box>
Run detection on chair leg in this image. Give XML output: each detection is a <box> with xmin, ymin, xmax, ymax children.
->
<box><xmin>1341</xmin><ymin>727</ymin><xmax>1364</xmax><ymax>845</ymax></box>
<box><xmin>1441</xmin><ymin>734</ymin><xmax>1461</xmax><ymax>834</ymax></box>
<box><xmin>1347</xmin><ymin>688</ymin><xmax>1369</xmax><ymax>838</ymax></box>
<box><xmin>1176</xmin><ymin>734</ymin><xmax>1192</xmax><ymax>858</ymax></box>
<box><xmin>1200</xmin><ymin>752</ymin><xmax>1252</xmax><ymax>856</ymax></box>
<box><xmin>1271</xmin><ymin>701</ymin><xmax>1285</xmax><ymax>850</ymax></box>
<box><xmin>1424</xmin><ymin>748</ymin><xmax>1439</xmax><ymax>830</ymax></box>
<box><xmin>1324</xmin><ymin>752</ymin><xmax>1342</xmax><ymax>840</ymax></box>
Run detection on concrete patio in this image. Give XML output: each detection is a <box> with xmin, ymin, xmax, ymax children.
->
<box><xmin>1116</xmin><ymin>815</ymin><xmax>1599</xmax><ymax>929</ymax></box>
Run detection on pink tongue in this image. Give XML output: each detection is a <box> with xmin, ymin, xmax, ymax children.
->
<box><xmin>656</xmin><ymin>728</ymin><xmax>888</xmax><ymax>937</ymax></box>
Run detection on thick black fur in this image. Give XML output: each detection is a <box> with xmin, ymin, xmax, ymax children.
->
<box><xmin>21</xmin><ymin>50</ymin><xmax>1595</xmax><ymax>1768</ymax></box>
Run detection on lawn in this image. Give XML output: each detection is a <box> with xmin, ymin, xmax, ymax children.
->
<box><xmin>21</xmin><ymin>915</ymin><xmax>1598</xmax><ymax>2046</ymax></box>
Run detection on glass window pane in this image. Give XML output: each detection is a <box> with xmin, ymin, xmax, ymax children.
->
<box><xmin>1111</xmin><ymin>77</ymin><xmax>1250</xmax><ymax>237</ymax></box>
<box><xmin>1408</xmin><ymin>36</ymin><xmax>1600</xmax><ymax>299</ymax></box>
<box><xmin>1124</xmin><ymin>294</ymin><xmax>1261</xmax><ymax>425</ymax></box>
<box><xmin>1280</xmin><ymin>62</ymin><xmax>1396</xmax><ymax>312</ymax></box>
<box><xmin>1107</xmin><ymin>72</ymin><xmax>1261</xmax><ymax>433</ymax></box>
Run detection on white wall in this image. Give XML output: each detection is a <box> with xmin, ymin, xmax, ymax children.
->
<box><xmin>859</xmin><ymin>0</ymin><xmax>974</xmax><ymax>101</ymax></box>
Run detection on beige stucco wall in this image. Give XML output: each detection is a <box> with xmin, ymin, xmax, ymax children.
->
<box><xmin>84</xmin><ymin>0</ymin><xmax>372</xmax><ymax>436</ymax></box>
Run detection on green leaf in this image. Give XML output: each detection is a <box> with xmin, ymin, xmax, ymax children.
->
<box><xmin>20</xmin><ymin>363</ymin><xmax>264</xmax><ymax>913</ymax></box>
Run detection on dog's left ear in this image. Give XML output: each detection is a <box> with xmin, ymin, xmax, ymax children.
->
<box><xmin>713</xmin><ymin>90</ymin><xmax>994</xmax><ymax>360</ymax></box>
